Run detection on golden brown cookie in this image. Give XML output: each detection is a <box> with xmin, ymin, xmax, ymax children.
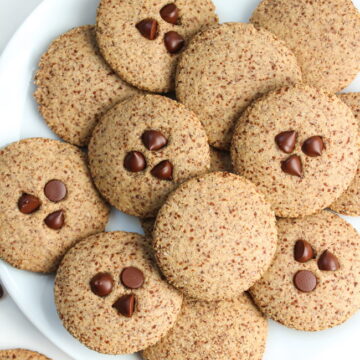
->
<box><xmin>0</xmin><ymin>349</ymin><xmax>51</xmax><ymax>360</ymax></box>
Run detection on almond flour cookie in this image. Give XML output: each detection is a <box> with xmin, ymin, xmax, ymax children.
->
<box><xmin>143</xmin><ymin>294</ymin><xmax>267</xmax><ymax>360</ymax></box>
<box><xmin>250</xmin><ymin>211</ymin><xmax>360</xmax><ymax>331</ymax></box>
<box><xmin>34</xmin><ymin>25</ymin><xmax>139</xmax><ymax>147</ymax></box>
<box><xmin>231</xmin><ymin>85</ymin><xmax>359</xmax><ymax>218</ymax></box>
<box><xmin>176</xmin><ymin>22</ymin><xmax>302</xmax><ymax>150</ymax></box>
<box><xmin>0</xmin><ymin>349</ymin><xmax>51</xmax><ymax>360</ymax></box>
<box><xmin>251</xmin><ymin>0</ymin><xmax>360</xmax><ymax>93</ymax></box>
<box><xmin>55</xmin><ymin>231</ymin><xmax>182</xmax><ymax>354</ymax></box>
<box><xmin>330</xmin><ymin>93</ymin><xmax>360</xmax><ymax>216</ymax></box>
<box><xmin>89</xmin><ymin>94</ymin><xmax>210</xmax><ymax>218</ymax></box>
<box><xmin>153</xmin><ymin>172</ymin><xmax>277</xmax><ymax>301</ymax></box>
<box><xmin>0</xmin><ymin>138</ymin><xmax>109</xmax><ymax>273</ymax></box>
<box><xmin>96</xmin><ymin>0</ymin><xmax>218</xmax><ymax>93</ymax></box>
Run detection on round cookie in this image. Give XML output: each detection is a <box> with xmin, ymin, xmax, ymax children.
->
<box><xmin>153</xmin><ymin>172</ymin><xmax>277</xmax><ymax>301</ymax></box>
<box><xmin>55</xmin><ymin>231</ymin><xmax>182</xmax><ymax>354</ymax></box>
<box><xmin>0</xmin><ymin>349</ymin><xmax>51</xmax><ymax>360</ymax></box>
<box><xmin>96</xmin><ymin>0</ymin><xmax>218</xmax><ymax>93</ymax></box>
<box><xmin>231</xmin><ymin>85</ymin><xmax>359</xmax><ymax>218</ymax></box>
<box><xmin>251</xmin><ymin>0</ymin><xmax>360</xmax><ymax>93</ymax></box>
<box><xmin>0</xmin><ymin>138</ymin><xmax>109</xmax><ymax>273</ymax></box>
<box><xmin>250</xmin><ymin>211</ymin><xmax>360</xmax><ymax>331</ymax></box>
<box><xmin>89</xmin><ymin>94</ymin><xmax>210</xmax><ymax>218</ymax></box>
<box><xmin>176</xmin><ymin>22</ymin><xmax>302</xmax><ymax>150</ymax></box>
<box><xmin>34</xmin><ymin>25</ymin><xmax>139</xmax><ymax>147</ymax></box>
<box><xmin>331</xmin><ymin>93</ymin><xmax>360</xmax><ymax>216</ymax></box>
<box><xmin>143</xmin><ymin>294</ymin><xmax>267</xmax><ymax>360</ymax></box>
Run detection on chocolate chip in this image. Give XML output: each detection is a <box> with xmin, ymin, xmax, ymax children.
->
<box><xmin>275</xmin><ymin>131</ymin><xmax>297</xmax><ymax>154</ymax></box>
<box><xmin>293</xmin><ymin>270</ymin><xmax>317</xmax><ymax>292</ymax></box>
<box><xmin>160</xmin><ymin>3</ymin><xmax>179</xmax><ymax>24</ymax></box>
<box><xmin>124</xmin><ymin>151</ymin><xmax>147</xmax><ymax>172</ymax></box>
<box><xmin>164</xmin><ymin>31</ymin><xmax>185</xmax><ymax>54</ymax></box>
<box><xmin>136</xmin><ymin>19</ymin><xmax>158</xmax><ymax>40</ymax></box>
<box><xmin>44</xmin><ymin>210</ymin><xmax>64</xmax><ymax>230</ymax></box>
<box><xmin>294</xmin><ymin>239</ymin><xmax>315</xmax><ymax>263</ymax></box>
<box><xmin>18</xmin><ymin>194</ymin><xmax>41</xmax><ymax>214</ymax></box>
<box><xmin>302</xmin><ymin>136</ymin><xmax>324</xmax><ymax>157</ymax></box>
<box><xmin>317</xmin><ymin>250</ymin><xmax>340</xmax><ymax>271</ymax></box>
<box><xmin>142</xmin><ymin>130</ymin><xmax>168</xmax><ymax>151</ymax></box>
<box><xmin>0</xmin><ymin>284</ymin><xmax>3</xmax><ymax>299</ymax></box>
<box><xmin>281</xmin><ymin>154</ymin><xmax>302</xmax><ymax>177</ymax></box>
<box><xmin>151</xmin><ymin>160</ymin><xmax>173</xmax><ymax>180</ymax></box>
<box><xmin>113</xmin><ymin>294</ymin><xmax>136</xmax><ymax>317</ymax></box>
<box><xmin>44</xmin><ymin>180</ymin><xmax>67</xmax><ymax>202</ymax></box>
<box><xmin>90</xmin><ymin>273</ymin><xmax>114</xmax><ymax>297</ymax></box>
<box><xmin>121</xmin><ymin>267</ymin><xmax>144</xmax><ymax>289</ymax></box>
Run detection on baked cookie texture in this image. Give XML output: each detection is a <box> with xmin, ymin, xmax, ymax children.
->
<box><xmin>231</xmin><ymin>85</ymin><xmax>359</xmax><ymax>218</ymax></box>
<box><xmin>34</xmin><ymin>25</ymin><xmax>139</xmax><ymax>147</ymax></box>
<box><xmin>330</xmin><ymin>93</ymin><xmax>360</xmax><ymax>216</ymax></box>
<box><xmin>176</xmin><ymin>22</ymin><xmax>302</xmax><ymax>150</ymax></box>
<box><xmin>251</xmin><ymin>0</ymin><xmax>360</xmax><ymax>93</ymax></box>
<box><xmin>89</xmin><ymin>94</ymin><xmax>210</xmax><ymax>218</ymax></box>
<box><xmin>0</xmin><ymin>349</ymin><xmax>51</xmax><ymax>360</ymax></box>
<box><xmin>153</xmin><ymin>172</ymin><xmax>277</xmax><ymax>301</ymax></box>
<box><xmin>55</xmin><ymin>231</ymin><xmax>182</xmax><ymax>354</ymax></box>
<box><xmin>0</xmin><ymin>138</ymin><xmax>109</xmax><ymax>273</ymax></box>
<box><xmin>142</xmin><ymin>294</ymin><xmax>268</xmax><ymax>360</ymax></box>
<box><xmin>250</xmin><ymin>211</ymin><xmax>360</xmax><ymax>331</ymax></box>
<box><xmin>96</xmin><ymin>0</ymin><xmax>218</xmax><ymax>93</ymax></box>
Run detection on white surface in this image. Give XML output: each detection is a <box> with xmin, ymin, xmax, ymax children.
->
<box><xmin>0</xmin><ymin>0</ymin><xmax>360</xmax><ymax>359</ymax></box>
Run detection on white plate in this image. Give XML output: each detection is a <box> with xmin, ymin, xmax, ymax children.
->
<box><xmin>1</xmin><ymin>0</ymin><xmax>360</xmax><ymax>359</ymax></box>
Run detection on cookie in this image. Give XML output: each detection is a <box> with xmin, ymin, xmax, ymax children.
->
<box><xmin>143</xmin><ymin>294</ymin><xmax>267</xmax><ymax>360</ymax></box>
<box><xmin>0</xmin><ymin>349</ymin><xmax>51</xmax><ymax>360</ymax></box>
<box><xmin>176</xmin><ymin>22</ymin><xmax>302</xmax><ymax>150</ymax></box>
<box><xmin>250</xmin><ymin>211</ymin><xmax>360</xmax><ymax>331</ymax></box>
<box><xmin>140</xmin><ymin>217</ymin><xmax>155</xmax><ymax>239</ymax></box>
<box><xmin>34</xmin><ymin>25</ymin><xmax>139</xmax><ymax>147</ymax></box>
<box><xmin>153</xmin><ymin>172</ymin><xmax>277</xmax><ymax>301</ymax></box>
<box><xmin>251</xmin><ymin>0</ymin><xmax>360</xmax><ymax>93</ymax></box>
<box><xmin>0</xmin><ymin>138</ymin><xmax>109</xmax><ymax>273</ymax></box>
<box><xmin>96</xmin><ymin>0</ymin><xmax>218</xmax><ymax>93</ymax></box>
<box><xmin>231</xmin><ymin>85</ymin><xmax>359</xmax><ymax>218</ymax></box>
<box><xmin>209</xmin><ymin>146</ymin><xmax>232</xmax><ymax>173</ymax></box>
<box><xmin>55</xmin><ymin>231</ymin><xmax>182</xmax><ymax>354</ymax></box>
<box><xmin>330</xmin><ymin>93</ymin><xmax>360</xmax><ymax>216</ymax></box>
<box><xmin>89</xmin><ymin>94</ymin><xmax>210</xmax><ymax>218</ymax></box>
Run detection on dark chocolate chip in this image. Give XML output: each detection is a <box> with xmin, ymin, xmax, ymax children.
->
<box><xmin>294</xmin><ymin>239</ymin><xmax>315</xmax><ymax>263</ymax></box>
<box><xmin>160</xmin><ymin>3</ymin><xmax>179</xmax><ymax>24</ymax></box>
<box><xmin>142</xmin><ymin>130</ymin><xmax>168</xmax><ymax>151</ymax></box>
<box><xmin>124</xmin><ymin>151</ymin><xmax>147</xmax><ymax>172</ymax></box>
<box><xmin>90</xmin><ymin>273</ymin><xmax>114</xmax><ymax>297</ymax></box>
<box><xmin>164</xmin><ymin>31</ymin><xmax>185</xmax><ymax>54</ymax></box>
<box><xmin>121</xmin><ymin>267</ymin><xmax>144</xmax><ymax>289</ymax></box>
<box><xmin>293</xmin><ymin>270</ymin><xmax>317</xmax><ymax>292</ymax></box>
<box><xmin>18</xmin><ymin>194</ymin><xmax>41</xmax><ymax>214</ymax></box>
<box><xmin>113</xmin><ymin>294</ymin><xmax>136</xmax><ymax>317</ymax></box>
<box><xmin>44</xmin><ymin>179</ymin><xmax>67</xmax><ymax>202</ymax></box>
<box><xmin>302</xmin><ymin>136</ymin><xmax>324</xmax><ymax>157</ymax></box>
<box><xmin>44</xmin><ymin>210</ymin><xmax>64</xmax><ymax>230</ymax></box>
<box><xmin>281</xmin><ymin>154</ymin><xmax>302</xmax><ymax>177</ymax></box>
<box><xmin>151</xmin><ymin>160</ymin><xmax>173</xmax><ymax>180</ymax></box>
<box><xmin>317</xmin><ymin>250</ymin><xmax>340</xmax><ymax>271</ymax></box>
<box><xmin>136</xmin><ymin>19</ymin><xmax>158</xmax><ymax>40</ymax></box>
<box><xmin>275</xmin><ymin>131</ymin><xmax>297</xmax><ymax>154</ymax></box>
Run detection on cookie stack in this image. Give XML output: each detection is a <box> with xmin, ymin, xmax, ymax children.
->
<box><xmin>1</xmin><ymin>0</ymin><xmax>360</xmax><ymax>359</ymax></box>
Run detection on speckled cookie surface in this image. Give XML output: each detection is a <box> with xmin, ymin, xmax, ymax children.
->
<box><xmin>153</xmin><ymin>172</ymin><xmax>277</xmax><ymax>301</ymax></box>
<box><xmin>176</xmin><ymin>22</ymin><xmax>302</xmax><ymax>150</ymax></box>
<box><xmin>96</xmin><ymin>0</ymin><xmax>218</xmax><ymax>93</ymax></box>
<box><xmin>251</xmin><ymin>0</ymin><xmax>360</xmax><ymax>93</ymax></box>
<box><xmin>231</xmin><ymin>85</ymin><xmax>359</xmax><ymax>218</ymax></box>
<box><xmin>209</xmin><ymin>147</ymin><xmax>232</xmax><ymax>173</ymax></box>
<box><xmin>0</xmin><ymin>349</ymin><xmax>51</xmax><ymax>360</ymax></box>
<box><xmin>330</xmin><ymin>93</ymin><xmax>360</xmax><ymax>216</ymax></box>
<box><xmin>89</xmin><ymin>94</ymin><xmax>210</xmax><ymax>218</ymax></box>
<box><xmin>0</xmin><ymin>138</ymin><xmax>109</xmax><ymax>273</ymax></box>
<box><xmin>55</xmin><ymin>231</ymin><xmax>182</xmax><ymax>354</ymax></box>
<box><xmin>250</xmin><ymin>211</ymin><xmax>360</xmax><ymax>331</ymax></box>
<box><xmin>143</xmin><ymin>294</ymin><xmax>267</xmax><ymax>360</ymax></box>
<box><xmin>34</xmin><ymin>25</ymin><xmax>139</xmax><ymax>147</ymax></box>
